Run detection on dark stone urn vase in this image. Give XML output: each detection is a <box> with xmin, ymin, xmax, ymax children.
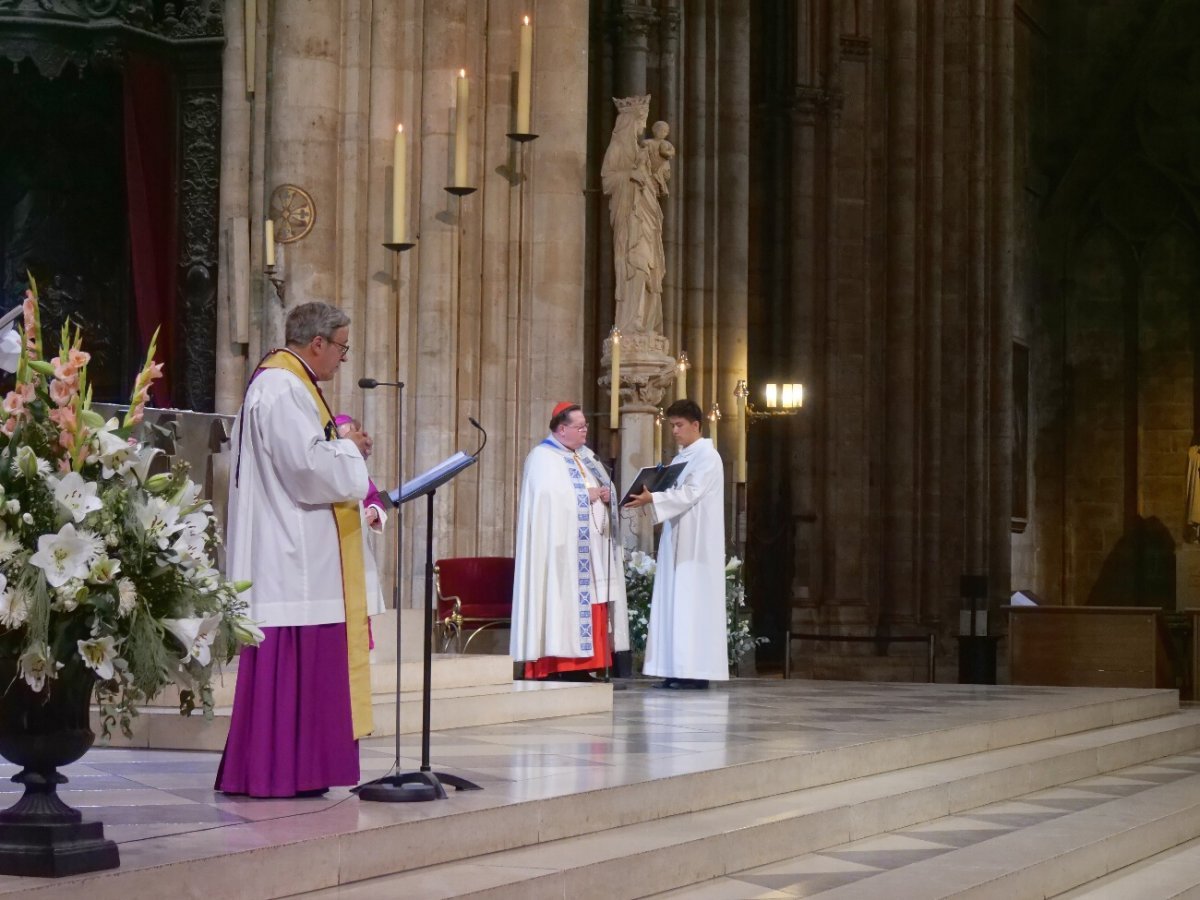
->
<box><xmin>0</xmin><ymin>660</ymin><xmax>119</xmax><ymax>876</ymax></box>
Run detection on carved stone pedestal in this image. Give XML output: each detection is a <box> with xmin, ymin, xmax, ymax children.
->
<box><xmin>600</xmin><ymin>332</ymin><xmax>675</xmax><ymax>552</ymax></box>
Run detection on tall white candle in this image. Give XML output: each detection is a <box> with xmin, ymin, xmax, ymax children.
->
<box><xmin>392</xmin><ymin>124</ymin><xmax>407</xmax><ymax>242</ymax></box>
<box><xmin>709</xmin><ymin>405</ymin><xmax>719</xmax><ymax>451</ymax></box>
<box><xmin>676</xmin><ymin>352</ymin><xmax>688</xmax><ymax>398</ymax></box>
<box><xmin>736</xmin><ymin>392</ymin><xmax>747</xmax><ymax>483</ymax></box>
<box><xmin>516</xmin><ymin>16</ymin><xmax>533</xmax><ymax>133</ymax></box>
<box><xmin>244</xmin><ymin>0</ymin><xmax>256</xmax><ymax>94</ymax></box>
<box><xmin>265</xmin><ymin>218</ymin><xmax>275</xmax><ymax>267</ymax></box>
<box><xmin>454</xmin><ymin>70</ymin><xmax>469</xmax><ymax>187</ymax></box>
<box><xmin>610</xmin><ymin>328</ymin><xmax>621</xmax><ymax>430</ymax></box>
<box><xmin>654</xmin><ymin>409</ymin><xmax>663</xmax><ymax>463</ymax></box>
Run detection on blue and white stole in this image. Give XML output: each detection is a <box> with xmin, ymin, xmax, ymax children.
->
<box><xmin>541</xmin><ymin>436</ymin><xmax>593</xmax><ymax>654</ymax></box>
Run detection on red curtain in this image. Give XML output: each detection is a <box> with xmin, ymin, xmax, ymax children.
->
<box><xmin>122</xmin><ymin>55</ymin><xmax>175</xmax><ymax>406</ymax></box>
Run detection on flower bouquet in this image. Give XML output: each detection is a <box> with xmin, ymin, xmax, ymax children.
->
<box><xmin>0</xmin><ymin>277</ymin><xmax>262</xmax><ymax>739</ymax></box>
<box><xmin>623</xmin><ymin>550</ymin><xmax>767</xmax><ymax>667</ymax></box>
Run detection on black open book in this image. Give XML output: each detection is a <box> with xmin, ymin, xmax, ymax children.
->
<box><xmin>620</xmin><ymin>462</ymin><xmax>687</xmax><ymax>506</ymax></box>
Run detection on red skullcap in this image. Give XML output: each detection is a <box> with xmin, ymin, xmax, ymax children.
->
<box><xmin>552</xmin><ymin>401</ymin><xmax>577</xmax><ymax>419</ymax></box>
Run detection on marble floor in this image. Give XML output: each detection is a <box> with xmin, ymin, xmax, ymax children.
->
<box><xmin>0</xmin><ymin>679</ymin><xmax>1182</xmax><ymax>898</ymax></box>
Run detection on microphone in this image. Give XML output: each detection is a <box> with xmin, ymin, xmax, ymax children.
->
<box><xmin>359</xmin><ymin>377</ymin><xmax>405</xmax><ymax>389</ymax></box>
<box><xmin>468</xmin><ymin>417</ymin><xmax>487</xmax><ymax>458</ymax></box>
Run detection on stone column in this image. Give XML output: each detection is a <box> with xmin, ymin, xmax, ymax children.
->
<box><xmin>683</xmin><ymin>0</ymin><xmax>710</xmax><ymax>412</ymax></box>
<box><xmin>919</xmin><ymin>2</ymin><xmax>945</xmax><ymax>625</ymax></box>
<box><xmin>716</xmin><ymin>0</ymin><xmax>750</xmax><ymax>485</ymax></box>
<box><xmin>264</xmin><ymin>0</ymin><xmax>342</xmax><ymax>341</ymax></box>
<box><xmin>215</xmin><ymin>0</ymin><xmax>252</xmax><ymax>414</ymax></box>
<box><xmin>660</xmin><ymin>3</ymin><xmax>684</xmax><ymax>351</ymax></box>
<box><xmin>884</xmin><ymin>0</ymin><xmax>919</xmax><ymax>624</ymax></box>
<box><xmin>613</xmin><ymin>2</ymin><xmax>656</xmax><ymax>97</ymax></box>
<box><xmin>988</xmin><ymin>0</ymin><xmax>1015</xmax><ymax>611</ymax></box>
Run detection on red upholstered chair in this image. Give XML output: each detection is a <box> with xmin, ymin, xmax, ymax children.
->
<box><xmin>433</xmin><ymin>557</ymin><xmax>515</xmax><ymax>653</ymax></box>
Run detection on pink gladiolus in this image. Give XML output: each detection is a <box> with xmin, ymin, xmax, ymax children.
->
<box><xmin>51</xmin><ymin>357</ymin><xmax>78</xmax><ymax>382</ymax></box>
<box><xmin>49</xmin><ymin>379</ymin><xmax>75</xmax><ymax>408</ymax></box>
<box><xmin>48</xmin><ymin>406</ymin><xmax>76</xmax><ymax>431</ymax></box>
<box><xmin>58</xmin><ymin>431</ymin><xmax>74</xmax><ymax>451</ymax></box>
<box><xmin>57</xmin><ymin>458</ymin><xmax>71</xmax><ymax>474</ymax></box>
<box><xmin>1</xmin><ymin>418</ymin><xmax>16</xmax><ymax>436</ymax></box>
<box><xmin>67</xmin><ymin>348</ymin><xmax>90</xmax><ymax>369</ymax></box>
<box><xmin>147</xmin><ymin>361</ymin><xmax>164</xmax><ymax>381</ymax></box>
<box><xmin>2</xmin><ymin>391</ymin><xmax>25</xmax><ymax>416</ymax></box>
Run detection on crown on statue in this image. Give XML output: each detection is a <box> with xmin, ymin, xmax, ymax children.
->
<box><xmin>613</xmin><ymin>94</ymin><xmax>651</xmax><ymax>113</ymax></box>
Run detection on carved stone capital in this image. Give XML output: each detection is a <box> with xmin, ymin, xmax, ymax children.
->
<box><xmin>614</xmin><ymin>4</ymin><xmax>658</xmax><ymax>42</ymax></box>
<box><xmin>599</xmin><ymin>332</ymin><xmax>676</xmax><ymax>412</ymax></box>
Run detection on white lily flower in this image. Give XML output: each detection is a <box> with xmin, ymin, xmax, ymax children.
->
<box><xmin>0</xmin><ymin>327</ymin><xmax>20</xmax><ymax>374</ymax></box>
<box><xmin>95</xmin><ymin>423</ymin><xmax>138</xmax><ymax>479</ymax></box>
<box><xmin>116</xmin><ymin>577</ymin><xmax>137</xmax><ymax>617</ymax></box>
<box><xmin>178</xmin><ymin>511</ymin><xmax>209</xmax><ymax>538</ymax></box>
<box><xmin>162</xmin><ymin>613</ymin><xmax>223</xmax><ymax>667</ymax></box>
<box><xmin>77</xmin><ymin>635</ymin><xmax>118</xmax><ymax>681</ymax></box>
<box><xmin>134</xmin><ymin>495</ymin><xmax>182</xmax><ymax>550</ymax></box>
<box><xmin>130</xmin><ymin>445</ymin><xmax>162</xmax><ymax>484</ymax></box>
<box><xmin>170</xmin><ymin>531</ymin><xmax>210</xmax><ymax>570</ymax></box>
<box><xmin>50</xmin><ymin>471</ymin><xmax>104</xmax><ymax>523</ymax></box>
<box><xmin>29</xmin><ymin>522</ymin><xmax>100</xmax><ymax>588</ymax></box>
<box><xmin>88</xmin><ymin>557</ymin><xmax>120</xmax><ymax>584</ymax></box>
<box><xmin>18</xmin><ymin>642</ymin><xmax>61</xmax><ymax>692</ymax></box>
<box><xmin>724</xmin><ymin>556</ymin><xmax>742</xmax><ymax>573</ymax></box>
<box><xmin>5</xmin><ymin>499</ymin><xmax>18</xmax><ymax>516</ymax></box>
<box><xmin>230</xmin><ymin>616</ymin><xmax>266</xmax><ymax>646</ymax></box>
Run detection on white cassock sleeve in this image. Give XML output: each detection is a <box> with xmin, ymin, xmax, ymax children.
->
<box><xmin>256</xmin><ymin>381</ymin><xmax>369</xmax><ymax>506</ymax></box>
<box><xmin>650</xmin><ymin>458</ymin><xmax>718</xmax><ymax>523</ymax></box>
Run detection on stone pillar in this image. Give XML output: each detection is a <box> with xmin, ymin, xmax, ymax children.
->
<box><xmin>988</xmin><ymin>0</ymin><xmax>1015</xmax><ymax>610</ymax></box>
<box><xmin>660</xmin><ymin>3</ymin><xmax>684</xmax><ymax>351</ymax></box>
<box><xmin>716</xmin><ymin>0</ymin><xmax>750</xmax><ymax>486</ymax></box>
<box><xmin>215</xmin><ymin>0</ymin><xmax>252</xmax><ymax>414</ymax></box>
<box><xmin>919</xmin><ymin>3</ymin><xmax>945</xmax><ymax>625</ymax></box>
<box><xmin>613</xmin><ymin>3</ymin><xmax>656</xmax><ymax>97</ymax></box>
<box><xmin>682</xmin><ymin>0</ymin><xmax>710</xmax><ymax>412</ymax></box>
<box><xmin>264</xmin><ymin>0</ymin><xmax>342</xmax><ymax>339</ymax></box>
<box><xmin>884</xmin><ymin>0</ymin><xmax>919</xmax><ymax>624</ymax></box>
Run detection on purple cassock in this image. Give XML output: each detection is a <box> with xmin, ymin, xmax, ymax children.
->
<box><xmin>215</xmin><ymin>624</ymin><xmax>360</xmax><ymax>797</ymax></box>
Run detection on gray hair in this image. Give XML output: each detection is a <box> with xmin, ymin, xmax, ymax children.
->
<box><xmin>285</xmin><ymin>302</ymin><xmax>351</xmax><ymax>346</ymax></box>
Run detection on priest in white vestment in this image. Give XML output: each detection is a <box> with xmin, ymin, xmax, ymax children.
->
<box><xmin>510</xmin><ymin>403</ymin><xmax>630</xmax><ymax>679</ymax></box>
<box><xmin>216</xmin><ymin>302</ymin><xmax>380</xmax><ymax>797</ymax></box>
<box><xmin>627</xmin><ymin>398</ymin><xmax>728</xmax><ymax>688</ymax></box>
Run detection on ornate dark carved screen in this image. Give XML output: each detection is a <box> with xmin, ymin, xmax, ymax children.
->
<box><xmin>0</xmin><ymin>0</ymin><xmax>223</xmax><ymax>411</ymax></box>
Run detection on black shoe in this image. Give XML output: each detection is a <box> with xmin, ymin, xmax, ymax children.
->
<box><xmin>669</xmin><ymin>679</ymin><xmax>710</xmax><ymax>690</ymax></box>
<box><xmin>652</xmin><ymin>679</ymin><xmax>678</xmax><ymax>689</ymax></box>
<box><xmin>296</xmin><ymin>787</ymin><xmax>329</xmax><ymax>797</ymax></box>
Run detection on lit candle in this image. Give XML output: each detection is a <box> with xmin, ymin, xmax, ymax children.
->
<box><xmin>392</xmin><ymin>124</ymin><xmax>407</xmax><ymax>242</ymax></box>
<box><xmin>735</xmin><ymin>383</ymin><xmax>747</xmax><ymax>483</ymax></box>
<box><xmin>454</xmin><ymin>69</ymin><xmax>469</xmax><ymax>188</ymax></box>
<box><xmin>516</xmin><ymin>16</ymin><xmax>533</xmax><ymax>134</ymax></box>
<box><xmin>764</xmin><ymin>383</ymin><xmax>778</xmax><ymax>409</ymax></box>
<box><xmin>676</xmin><ymin>351</ymin><xmax>688</xmax><ymax>398</ymax></box>
<box><xmin>781</xmin><ymin>384</ymin><xmax>793</xmax><ymax>408</ymax></box>
<box><xmin>654</xmin><ymin>408</ymin><xmax>663</xmax><ymax>463</ymax></box>
<box><xmin>265</xmin><ymin>218</ymin><xmax>275</xmax><ymax>267</ymax></box>
<box><xmin>610</xmin><ymin>327</ymin><xmax>621</xmax><ymax>430</ymax></box>
<box><xmin>709</xmin><ymin>404</ymin><xmax>721</xmax><ymax>451</ymax></box>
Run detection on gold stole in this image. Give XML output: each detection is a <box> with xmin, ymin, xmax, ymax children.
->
<box><xmin>256</xmin><ymin>350</ymin><xmax>374</xmax><ymax>739</ymax></box>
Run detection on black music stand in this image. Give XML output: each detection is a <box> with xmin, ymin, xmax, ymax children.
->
<box><xmin>356</xmin><ymin>450</ymin><xmax>483</xmax><ymax>802</ymax></box>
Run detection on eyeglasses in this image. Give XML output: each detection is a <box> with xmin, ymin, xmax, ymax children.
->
<box><xmin>322</xmin><ymin>336</ymin><xmax>350</xmax><ymax>360</ymax></box>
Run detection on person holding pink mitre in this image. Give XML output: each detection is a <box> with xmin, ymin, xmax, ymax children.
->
<box><xmin>510</xmin><ymin>402</ymin><xmax>629</xmax><ymax>680</ymax></box>
<box><xmin>216</xmin><ymin>301</ymin><xmax>378</xmax><ymax>797</ymax></box>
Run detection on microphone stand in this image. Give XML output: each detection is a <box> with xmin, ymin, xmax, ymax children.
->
<box><xmin>351</xmin><ymin>376</ymin><xmax>425</xmax><ymax>799</ymax></box>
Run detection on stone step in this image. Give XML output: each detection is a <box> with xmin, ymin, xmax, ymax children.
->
<box><xmin>17</xmin><ymin>685</ymin><xmax>1181</xmax><ymax>900</ymax></box>
<box><xmin>1055</xmin><ymin>834</ymin><xmax>1200</xmax><ymax>899</ymax></box>
<box><xmin>144</xmin><ymin>653</ymin><xmax>515</xmax><ymax>709</ymax></box>
<box><xmin>94</xmin><ymin>678</ymin><xmax>611</xmax><ymax>751</ymax></box>
<box><xmin>299</xmin><ymin>709</ymin><xmax>1200</xmax><ymax>899</ymax></box>
<box><xmin>679</xmin><ymin>752</ymin><xmax>1200</xmax><ymax>900</ymax></box>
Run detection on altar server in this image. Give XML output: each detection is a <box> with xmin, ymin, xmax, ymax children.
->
<box><xmin>216</xmin><ymin>302</ymin><xmax>377</xmax><ymax>797</ymax></box>
<box><xmin>626</xmin><ymin>398</ymin><xmax>728</xmax><ymax>688</ymax></box>
<box><xmin>511</xmin><ymin>403</ymin><xmax>629</xmax><ymax>679</ymax></box>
